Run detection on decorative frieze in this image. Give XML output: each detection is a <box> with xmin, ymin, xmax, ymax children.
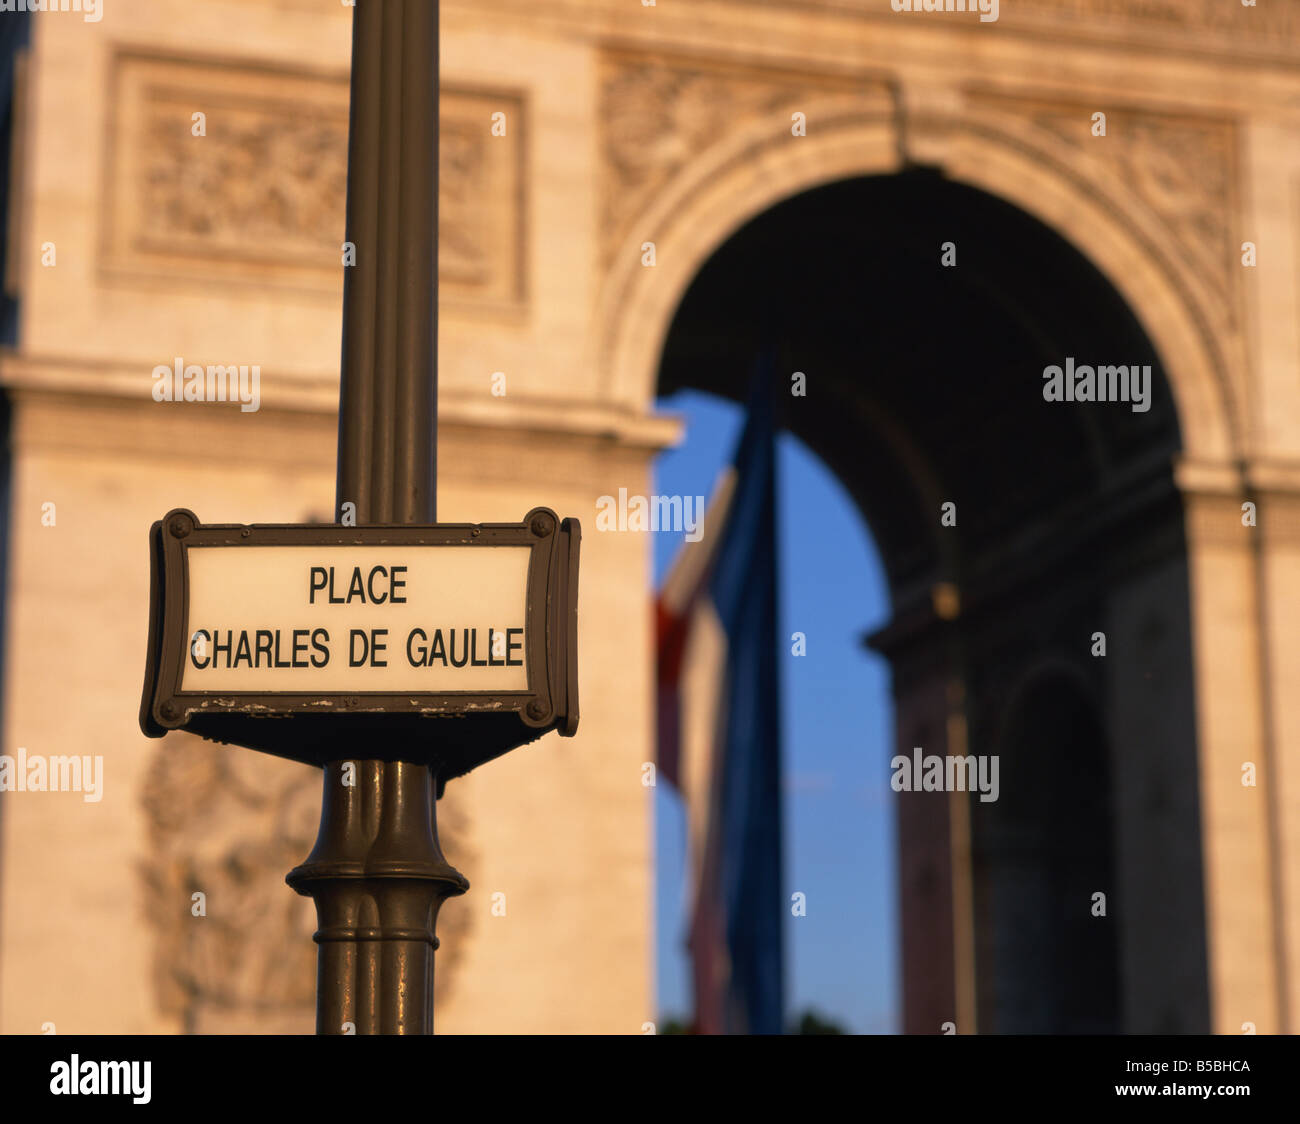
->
<box><xmin>105</xmin><ymin>53</ymin><xmax>524</xmax><ymax>308</ymax></box>
<box><xmin>599</xmin><ymin>53</ymin><xmax>867</xmax><ymax>268</ymax></box>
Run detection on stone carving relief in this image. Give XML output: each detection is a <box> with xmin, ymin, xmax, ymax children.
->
<box><xmin>600</xmin><ymin>51</ymin><xmax>1238</xmax><ymax>323</ymax></box>
<box><xmin>1020</xmin><ymin>103</ymin><xmax>1238</xmax><ymax>316</ymax></box>
<box><xmin>106</xmin><ymin>53</ymin><xmax>524</xmax><ymax>307</ymax></box>
<box><xmin>137</xmin><ymin>96</ymin><xmax>349</xmax><ymax>268</ymax></box>
<box><xmin>600</xmin><ymin>55</ymin><xmax>865</xmax><ymax>268</ymax></box>
<box><xmin>140</xmin><ymin>735</ymin><xmax>474</xmax><ymax>1034</ymax></box>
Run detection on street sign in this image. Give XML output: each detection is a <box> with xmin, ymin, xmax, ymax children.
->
<box><xmin>140</xmin><ymin>507</ymin><xmax>579</xmax><ymax>779</ymax></box>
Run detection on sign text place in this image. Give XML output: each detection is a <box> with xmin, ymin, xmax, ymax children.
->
<box><xmin>182</xmin><ymin>545</ymin><xmax>530</xmax><ymax>692</ymax></box>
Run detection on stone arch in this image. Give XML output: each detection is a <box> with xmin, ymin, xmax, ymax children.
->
<box><xmin>620</xmin><ymin>87</ymin><xmax>1231</xmax><ymax>1033</ymax></box>
<box><xmin>600</xmin><ymin>92</ymin><xmax>1238</xmax><ymax>464</ymax></box>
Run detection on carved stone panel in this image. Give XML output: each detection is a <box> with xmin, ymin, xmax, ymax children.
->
<box><xmin>140</xmin><ymin>736</ymin><xmax>474</xmax><ymax>1034</ymax></box>
<box><xmin>599</xmin><ymin>53</ymin><xmax>867</xmax><ymax>269</ymax></box>
<box><xmin>1013</xmin><ymin>100</ymin><xmax>1239</xmax><ymax>316</ymax></box>
<box><xmin>104</xmin><ymin>53</ymin><xmax>525</xmax><ymax>309</ymax></box>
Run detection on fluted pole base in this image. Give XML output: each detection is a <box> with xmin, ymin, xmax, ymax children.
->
<box><xmin>287</xmin><ymin>760</ymin><xmax>468</xmax><ymax>1035</ymax></box>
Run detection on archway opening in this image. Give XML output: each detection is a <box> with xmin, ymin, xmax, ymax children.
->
<box><xmin>654</xmin><ymin>170</ymin><xmax>1210</xmax><ymax>1034</ymax></box>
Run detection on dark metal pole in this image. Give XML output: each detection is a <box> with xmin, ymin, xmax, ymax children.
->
<box><xmin>335</xmin><ymin>0</ymin><xmax>437</xmax><ymax>525</ymax></box>
<box><xmin>287</xmin><ymin>0</ymin><xmax>467</xmax><ymax>1035</ymax></box>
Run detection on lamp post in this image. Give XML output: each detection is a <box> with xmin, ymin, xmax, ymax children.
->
<box><xmin>286</xmin><ymin>0</ymin><xmax>461</xmax><ymax>1036</ymax></box>
<box><xmin>142</xmin><ymin>0</ymin><xmax>577</xmax><ymax>1036</ymax></box>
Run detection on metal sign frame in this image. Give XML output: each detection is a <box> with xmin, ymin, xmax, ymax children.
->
<box><xmin>140</xmin><ymin>506</ymin><xmax>579</xmax><ymax>775</ymax></box>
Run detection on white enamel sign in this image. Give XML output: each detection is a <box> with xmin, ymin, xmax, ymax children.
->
<box><xmin>183</xmin><ymin>545</ymin><xmax>531</xmax><ymax>693</ymax></box>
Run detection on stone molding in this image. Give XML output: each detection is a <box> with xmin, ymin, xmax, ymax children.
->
<box><xmin>103</xmin><ymin>51</ymin><xmax>525</xmax><ymax>312</ymax></box>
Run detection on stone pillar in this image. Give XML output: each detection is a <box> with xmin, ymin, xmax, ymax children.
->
<box><xmin>1181</xmin><ymin>484</ymin><xmax>1283</xmax><ymax>1032</ymax></box>
<box><xmin>875</xmin><ymin>611</ymin><xmax>965</xmax><ymax>1035</ymax></box>
<box><xmin>1250</xmin><ymin>485</ymin><xmax>1300</xmax><ymax>1032</ymax></box>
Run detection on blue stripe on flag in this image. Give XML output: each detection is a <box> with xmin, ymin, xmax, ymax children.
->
<box><xmin>707</xmin><ymin>358</ymin><xmax>784</xmax><ymax>1035</ymax></box>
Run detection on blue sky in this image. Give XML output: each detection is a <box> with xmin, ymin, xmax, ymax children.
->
<box><xmin>651</xmin><ymin>389</ymin><xmax>899</xmax><ymax>1034</ymax></box>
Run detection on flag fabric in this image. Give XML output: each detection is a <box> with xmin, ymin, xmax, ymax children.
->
<box><xmin>655</xmin><ymin>470</ymin><xmax>735</xmax><ymax>793</ymax></box>
<box><xmin>656</xmin><ymin>371</ymin><xmax>784</xmax><ymax>1035</ymax></box>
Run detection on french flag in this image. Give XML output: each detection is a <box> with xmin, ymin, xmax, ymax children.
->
<box><xmin>656</xmin><ymin>374</ymin><xmax>784</xmax><ymax>1035</ymax></box>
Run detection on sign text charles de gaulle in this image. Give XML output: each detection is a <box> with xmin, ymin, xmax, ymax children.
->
<box><xmin>140</xmin><ymin>507</ymin><xmax>579</xmax><ymax>786</ymax></box>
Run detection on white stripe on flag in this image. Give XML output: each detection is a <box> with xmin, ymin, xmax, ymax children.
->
<box><xmin>659</xmin><ymin>467</ymin><xmax>738</xmax><ymax>616</ymax></box>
